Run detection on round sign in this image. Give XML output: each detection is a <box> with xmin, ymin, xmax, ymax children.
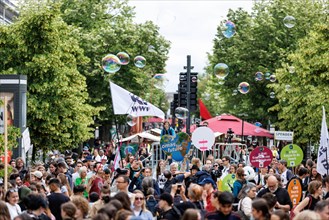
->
<box><xmin>191</xmin><ymin>127</ymin><xmax>215</xmax><ymax>151</ymax></box>
<box><xmin>280</xmin><ymin>144</ymin><xmax>303</xmax><ymax>167</ymax></box>
<box><xmin>249</xmin><ymin>146</ymin><xmax>273</xmax><ymax>168</ymax></box>
<box><xmin>287</xmin><ymin>177</ymin><xmax>303</xmax><ymax>207</ymax></box>
<box><xmin>160</xmin><ymin>132</ymin><xmax>191</xmax><ymax>161</ymax></box>
<box><xmin>220</xmin><ymin>174</ymin><xmax>236</xmax><ymax>192</ymax></box>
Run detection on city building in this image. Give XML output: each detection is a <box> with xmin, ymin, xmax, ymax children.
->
<box><xmin>0</xmin><ymin>0</ymin><xmax>19</xmax><ymax>24</ymax></box>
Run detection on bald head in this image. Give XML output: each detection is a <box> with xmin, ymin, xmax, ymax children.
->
<box><xmin>267</xmin><ymin>175</ymin><xmax>278</xmax><ymax>192</ymax></box>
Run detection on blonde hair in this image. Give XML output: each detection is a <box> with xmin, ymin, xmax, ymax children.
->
<box><xmin>188</xmin><ymin>183</ymin><xmax>203</xmax><ymax>201</ymax></box>
<box><xmin>294</xmin><ymin>210</ymin><xmax>321</xmax><ymax>220</ymax></box>
<box><xmin>133</xmin><ymin>190</ymin><xmax>146</xmax><ymax>211</ymax></box>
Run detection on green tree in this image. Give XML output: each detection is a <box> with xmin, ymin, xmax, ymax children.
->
<box><xmin>0</xmin><ymin>2</ymin><xmax>98</xmax><ymax>152</ymax></box>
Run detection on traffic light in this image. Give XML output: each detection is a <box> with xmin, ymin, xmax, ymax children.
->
<box><xmin>190</xmin><ymin>73</ymin><xmax>198</xmax><ymax>111</ymax></box>
<box><xmin>178</xmin><ymin>72</ymin><xmax>187</xmax><ymax>108</ymax></box>
<box><xmin>170</xmin><ymin>93</ymin><xmax>179</xmax><ymax>114</ymax></box>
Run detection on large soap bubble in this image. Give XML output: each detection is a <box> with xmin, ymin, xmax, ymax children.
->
<box><xmin>134</xmin><ymin>56</ymin><xmax>146</xmax><ymax>68</ymax></box>
<box><xmin>126</xmin><ymin>115</ymin><xmax>137</xmax><ymax>126</ymax></box>
<box><xmin>238</xmin><ymin>82</ymin><xmax>250</xmax><ymax>94</ymax></box>
<box><xmin>116</xmin><ymin>52</ymin><xmax>130</xmax><ymax>65</ymax></box>
<box><xmin>255</xmin><ymin>72</ymin><xmax>264</xmax><ymax>81</ymax></box>
<box><xmin>214</xmin><ymin>63</ymin><xmax>229</xmax><ymax>79</ymax></box>
<box><xmin>101</xmin><ymin>54</ymin><xmax>121</xmax><ymax>73</ymax></box>
<box><xmin>175</xmin><ymin>107</ymin><xmax>189</xmax><ymax>120</ymax></box>
<box><xmin>283</xmin><ymin>16</ymin><xmax>296</xmax><ymax>28</ymax></box>
<box><xmin>222</xmin><ymin>21</ymin><xmax>236</xmax><ymax>38</ymax></box>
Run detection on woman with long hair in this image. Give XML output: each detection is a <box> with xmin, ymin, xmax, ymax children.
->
<box><xmin>237</xmin><ymin>182</ymin><xmax>257</xmax><ymax>218</ymax></box>
<box><xmin>48</xmin><ymin>161</ymin><xmax>58</xmax><ymax>177</ymax></box>
<box><xmin>58</xmin><ymin>173</ymin><xmax>72</xmax><ymax>197</ymax></box>
<box><xmin>5</xmin><ymin>188</ymin><xmax>22</xmax><ymax>219</ymax></box>
<box><xmin>131</xmin><ymin>190</ymin><xmax>153</xmax><ymax>220</ymax></box>
<box><xmin>252</xmin><ymin>198</ymin><xmax>270</xmax><ymax>220</ymax></box>
<box><xmin>156</xmin><ymin>159</ymin><xmax>167</xmax><ymax>193</ymax></box>
<box><xmin>71</xmin><ymin>196</ymin><xmax>89</xmax><ymax>220</ymax></box>
<box><xmin>293</xmin><ymin>180</ymin><xmax>322</xmax><ymax>215</ymax></box>
<box><xmin>233</xmin><ymin>167</ymin><xmax>247</xmax><ymax>199</ymax></box>
<box><xmin>61</xmin><ymin>202</ymin><xmax>77</xmax><ymax>220</ymax></box>
<box><xmin>0</xmin><ymin>200</ymin><xmax>11</xmax><ymax>220</ymax></box>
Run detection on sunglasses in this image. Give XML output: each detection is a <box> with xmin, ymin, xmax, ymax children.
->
<box><xmin>213</xmin><ymin>165</ymin><xmax>218</xmax><ymax>167</ymax></box>
<box><xmin>135</xmin><ymin>197</ymin><xmax>144</xmax><ymax>201</ymax></box>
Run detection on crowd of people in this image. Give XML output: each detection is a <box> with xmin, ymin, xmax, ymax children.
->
<box><xmin>0</xmin><ymin>136</ymin><xmax>329</xmax><ymax>220</ymax></box>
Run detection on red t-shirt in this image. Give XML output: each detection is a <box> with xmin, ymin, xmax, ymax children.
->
<box><xmin>206</xmin><ymin>191</ymin><xmax>216</xmax><ymax>212</ymax></box>
<box><xmin>89</xmin><ymin>177</ymin><xmax>104</xmax><ymax>196</ymax></box>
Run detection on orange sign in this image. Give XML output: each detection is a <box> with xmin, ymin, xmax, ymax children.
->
<box><xmin>287</xmin><ymin>177</ymin><xmax>303</xmax><ymax>207</ymax></box>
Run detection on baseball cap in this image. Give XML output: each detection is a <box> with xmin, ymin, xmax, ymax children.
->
<box><xmin>32</xmin><ymin>171</ymin><xmax>43</xmax><ymax>179</ymax></box>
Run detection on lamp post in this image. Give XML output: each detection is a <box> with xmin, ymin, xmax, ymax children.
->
<box><xmin>238</xmin><ymin>113</ymin><xmax>248</xmax><ymax>144</ymax></box>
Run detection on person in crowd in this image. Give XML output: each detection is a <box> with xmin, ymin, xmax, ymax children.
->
<box><xmin>205</xmin><ymin>191</ymin><xmax>241</xmax><ymax>220</ymax></box>
<box><xmin>88</xmin><ymin>192</ymin><xmax>99</xmax><ymax>208</ymax></box>
<box><xmin>57</xmin><ymin>162</ymin><xmax>73</xmax><ymax>189</ymax></box>
<box><xmin>89</xmin><ymin>184</ymin><xmax>111</xmax><ymax>218</ymax></box>
<box><xmin>128</xmin><ymin>159</ymin><xmax>143</xmax><ymax>181</ymax></box>
<box><xmin>71</xmin><ymin>196</ymin><xmax>89</xmax><ymax>220</ymax></box>
<box><xmin>61</xmin><ymin>202</ymin><xmax>77</xmax><ymax>220</ymax></box>
<box><xmin>314</xmin><ymin>200</ymin><xmax>329</xmax><ymax>220</ymax></box>
<box><xmin>229</xmin><ymin>164</ymin><xmax>238</xmax><ymax>175</ymax></box>
<box><xmin>277</xmin><ymin>160</ymin><xmax>293</xmax><ymax>187</ymax></box>
<box><xmin>9</xmin><ymin>174</ymin><xmax>23</xmax><ymax>189</ymax></box>
<box><xmin>87</xmin><ymin>163</ymin><xmax>104</xmax><ymax>196</ymax></box>
<box><xmin>114</xmin><ymin>209</ymin><xmax>133</xmax><ymax>220</ymax></box>
<box><xmin>23</xmin><ymin>193</ymin><xmax>52</xmax><ymax>220</ymax></box>
<box><xmin>47</xmin><ymin>178</ymin><xmax>70</xmax><ymax>220</ymax></box>
<box><xmin>191</xmin><ymin>157</ymin><xmax>202</xmax><ymax>170</ymax></box>
<box><xmin>161</xmin><ymin>121</ymin><xmax>175</xmax><ymax>136</ymax></box>
<box><xmin>157</xmin><ymin>192</ymin><xmax>180</xmax><ymax>219</ymax></box>
<box><xmin>198</xmin><ymin>178</ymin><xmax>216</xmax><ymax>212</ymax></box>
<box><xmin>181</xmin><ymin>208</ymin><xmax>201</xmax><ymax>220</ymax></box>
<box><xmin>15</xmin><ymin>158</ymin><xmax>27</xmax><ymax>181</ymax></box>
<box><xmin>257</xmin><ymin>175</ymin><xmax>292</xmax><ymax>212</ymax></box>
<box><xmin>220</xmin><ymin>156</ymin><xmax>231</xmax><ymax>179</ymax></box>
<box><xmin>113</xmin><ymin>192</ymin><xmax>132</xmax><ymax>211</ymax></box>
<box><xmin>237</xmin><ymin>182</ymin><xmax>257</xmax><ymax>218</ymax></box>
<box><xmin>17</xmin><ymin>186</ymin><xmax>31</xmax><ymax>211</ymax></box>
<box><xmin>31</xmin><ymin>171</ymin><xmax>43</xmax><ymax>185</ymax></box>
<box><xmin>155</xmin><ymin>159</ymin><xmax>167</xmax><ymax>193</ymax></box>
<box><xmin>296</xmin><ymin>167</ymin><xmax>309</xmax><ymax>191</ymax></box>
<box><xmin>293</xmin><ymin>180</ymin><xmax>323</xmax><ymax>215</ymax></box>
<box><xmin>0</xmin><ymin>200</ymin><xmax>11</xmax><ymax>220</ymax></box>
<box><xmin>103</xmin><ymin>169</ymin><xmax>112</xmax><ymax>186</ymax></box>
<box><xmin>251</xmin><ymin>198</ymin><xmax>270</xmax><ymax>220</ymax></box>
<box><xmin>72</xmin><ymin>161</ymin><xmax>83</xmax><ymax>185</ymax></box>
<box><xmin>111</xmin><ymin>175</ymin><xmax>133</xmax><ymax>200</ymax></box>
<box><xmin>210</xmin><ymin>162</ymin><xmax>222</xmax><ymax>183</ymax></box>
<box><xmin>255</xmin><ymin>167</ymin><xmax>268</xmax><ymax>189</ymax></box>
<box><xmin>48</xmin><ymin>162</ymin><xmax>58</xmax><ymax>177</ymax></box>
<box><xmin>72</xmin><ymin>185</ymin><xmax>85</xmax><ymax>199</ymax></box>
<box><xmin>75</xmin><ymin>166</ymin><xmax>89</xmax><ymax>198</ymax></box>
<box><xmin>163</xmin><ymin>169</ymin><xmax>190</xmax><ymax>194</ymax></box>
<box><xmin>58</xmin><ymin>173</ymin><xmax>72</xmax><ymax>197</ymax></box>
<box><xmin>270</xmin><ymin>210</ymin><xmax>289</xmax><ymax>220</ymax></box>
<box><xmin>5</xmin><ymin>188</ymin><xmax>21</xmax><ymax>219</ymax></box>
<box><xmin>233</xmin><ymin>167</ymin><xmax>247</xmax><ymax>199</ymax></box>
<box><xmin>293</xmin><ymin>210</ymin><xmax>321</xmax><ymax>220</ymax></box>
<box><xmin>261</xmin><ymin>193</ymin><xmax>277</xmax><ymax>214</ymax></box>
<box><xmin>131</xmin><ymin>190</ymin><xmax>153</xmax><ymax>220</ymax></box>
<box><xmin>323</xmin><ymin>176</ymin><xmax>329</xmax><ymax>200</ymax></box>
<box><xmin>268</xmin><ymin>168</ymin><xmax>275</xmax><ymax>176</ymax></box>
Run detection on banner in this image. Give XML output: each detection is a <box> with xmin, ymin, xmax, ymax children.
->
<box><xmin>274</xmin><ymin>131</ymin><xmax>294</xmax><ymax>141</ymax></box>
<box><xmin>317</xmin><ymin>106</ymin><xmax>329</xmax><ymax>175</ymax></box>
<box><xmin>110</xmin><ymin>81</ymin><xmax>165</xmax><ymax>119</ymax></box>
<box><xmin>198</xmin><ymin>98</ymin><xmax>212</xmax><ymax>120</ymax></box>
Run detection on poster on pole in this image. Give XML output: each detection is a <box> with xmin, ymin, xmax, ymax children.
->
<box><xmin>280</xmin><ymin>144</ymin><xmax>303</xmax><ymax>167</ymax></box>
<box><xmin>160</xmin><ymin>132</ymin><xmax>191</xmax><ymax>161</ymax></box>
<box><xmin>0</xmin><ymin>93</ymin><xmax>14</xmax><ymax>134</ymax></box>
<box><xmin>287</xmin><ymin>177</ymin><xmax>303</xmax><ymax>207</ymax></box>
<box><xmin>191</xmin><ymin>127</ymin><xmax>215</xmax><ymax>151</ymax></box>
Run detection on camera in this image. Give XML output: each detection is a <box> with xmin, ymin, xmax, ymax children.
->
<box><xmin>176</xmin><ymin>183</ymin><xmax>182</xmax><ymax>195</ymax></box>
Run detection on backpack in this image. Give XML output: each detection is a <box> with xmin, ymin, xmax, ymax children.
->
<box><xmin>146</xmin><ymin>196</ymin><xmax>158</xmax><ymax>216</ymax></box>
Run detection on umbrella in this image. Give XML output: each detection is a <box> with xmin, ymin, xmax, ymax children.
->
<box><xmin>190</xmin><ymin>114</ymin><xmax>273</xmax><ymax>138</ymax></box>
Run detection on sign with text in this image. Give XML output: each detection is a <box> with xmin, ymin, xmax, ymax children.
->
<box><xmin>220</xmin><ymin>174</ymin><xmax>236</xmax><ymax>192</ymax></box>
<box><xmin>191</xmin><ymin>127</ymin><xmax>215</xmax><ymax>151</ymax></box>
<box><xmin>160</xmin><ymin>132</ymin><xmax>191</xmax><ymax>161</ymax></box>
<box><xmin>280</xmin><ymin>144</ymin><xmax>303</xmax><ymax>167</ymax></box>
<box><xmin>287</xmin><ymin>177</ymin><xmax>303</xmax><ymax>207</ymax></box>
<box><xmin>249</xmin><ymin>146</ymin><xmax>273</xmax><ymax>168</ymax></box>
<box><xmin>274</xmin><ymin>131</ymin><xmax>294</xmax><ymax>141</ymax></box>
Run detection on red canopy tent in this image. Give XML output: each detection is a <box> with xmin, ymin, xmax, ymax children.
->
<box><xmin>190</xmin><ymin>114</ymin><xmax>273</xmax><ymax>138</ymax></box>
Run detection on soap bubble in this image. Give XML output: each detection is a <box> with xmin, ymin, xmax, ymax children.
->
<box><xmin>101</xmin><ymin>54</ymin><xmax>121</xmax><ymax>73</ymax></box>
<box><xmin>204</xmin><ymin>93</ymin><xmax>210</xmax><ymax>101</ymax></box>
<box><xmin>214</xmin><ymin>63</ymin><xmax>229</xmax><ymax>79</ymax></box>
<box><xmin>254</xmin><ymin>122</ymin><xmax>262</xmax><ymax>127</ymax></box>
<box><xmin>265</xmin><ymin>72</ymin><xmax>271</xmax><ymax>80</ymax></box>
<box><xmin>285</xmin><ymin>84</ymin><xmax>291</xmax><ymax>91</ymax></box>
<box><xmin>175</xmin><ymin>107</ymin><xmax>189</xmax><ymax>120</ymax></box>
<box><xmin>269</xmin><ymin>75</ymin><xmax>276</xmax><ymax>82</ymax></box>
<box><xmin>116</xmin><ymin>52</ymin><xmax>130</xmax><ymax>65</ymax></box>
<box><xmin>283</xmin><ymin>16</ymin><xmax>296</xmax><ymax>28</ymax></box>
<box><xmin>153</xmin><ymin>74</ymin><xmax>169</xmax><ymax>89</ymax></box>
<box><xmin>134</xmin><ymin>56</ymin><xmax>146</xmax><ymax>68</ymax></box>
<box><xmin>255</xmin><ymin>72</ymin><xmax>264</xmax><ymax>81</ymax></box>
<box><xmin>270</xmin><ymin>92</ymin><xmax>275</xmax><ymax>99</ymax></box>
<box><xmin>254</xmin><ymin>122</ymin><xmax>262</xmax><ymax>133</ymax></box>
<box><xmin>232</xmin><ymin>89</ymin><xmax>238</xmax><ymax>96</ymax></box>
<box><xmin>148</xmin><ymin>45</ymin><xmax>157</xmax><ymax>53</ymax></box>
<box><xmin>238</xmin><ymin>82</ymin><xmax>250</xmax><ymax>94</ymax></box>
<box><xmin>222</xmin><ymin>21</ymin><xmax>236</xmax><ymax>38</ymax></box>
<box><xmin>90</xmin><ymin>13</ymin><xmax>96</xmax><ymax>19</ymax></box>
<box><xmin>288</xmin><ymin>66</ymin><xmax>295</xmax><ymax>73</ymax></box>
<box><xmin>126</xmin><ymin>115</ymin><xmax>137</xmax><ymax>126</ymax></box>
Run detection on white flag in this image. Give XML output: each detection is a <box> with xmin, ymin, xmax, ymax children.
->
<box><xmin>110</xmin><ymin>81</ymin><xmax>165</xmax><ymax>119</ymax></box>
<box><xmin>317</xmin><ymin>106</ymin><xmax>329</xmax><ymax>175</ymax></box>
<box><xmin>113</xmin><ymin>146</ymin><xmax>121</xmax><ymax>171</ymax></box>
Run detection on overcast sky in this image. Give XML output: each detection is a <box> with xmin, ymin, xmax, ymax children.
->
<box><xmin>129</xmin><ymin>0</ymin><xmax>255</xmax><ymax>92</ymax></box>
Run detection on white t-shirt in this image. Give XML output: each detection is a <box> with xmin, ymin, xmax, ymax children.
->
<box><xmin>281</xmin><ymin>169</ymin><xmax>288</xmax><ymax>187</ymax></box>
<box><xmin>6</xmin><ymin>202</ymin><xmax>21</xmax><ymax>220</ymax></box>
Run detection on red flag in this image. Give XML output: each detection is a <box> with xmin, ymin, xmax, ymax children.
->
<box><xmin>198</xmin><ymin>98</ymin><xmax>212</xmax><ymax>120</ymax></box>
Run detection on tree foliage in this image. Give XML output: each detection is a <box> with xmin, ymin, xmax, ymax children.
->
<box><xmin>201</xmin><ymin>0</ymin><xmax>328</xmax><ymax>144</ymax></box>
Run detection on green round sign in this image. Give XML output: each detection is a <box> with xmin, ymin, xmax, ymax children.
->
<box><xmin>221</xmin><ymin>174</ymin><xmax>236</xmax><ymax>192</ymax></box>
<box><xmin>280</xmin><ymin>144</ymin><xmax>303</xmax><ymax>167</ymax></box>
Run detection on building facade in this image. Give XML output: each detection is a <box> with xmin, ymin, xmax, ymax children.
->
<box><xmin>0</xmin><ymin>0</ymin><xmax>19</xmax><ymax>24</ymax></box>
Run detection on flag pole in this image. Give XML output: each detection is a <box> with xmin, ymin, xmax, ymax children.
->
<box><xmin>4</xmin><ymin>96</ymin><xmax>8</xmax><ymax>192</ymax></box>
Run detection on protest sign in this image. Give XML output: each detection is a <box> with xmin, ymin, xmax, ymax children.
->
<box><xmin>191</xmin><ymin>127</ymin><xmax>215</xmax><ymax>151</ymax></box>
<box><xmin>280</xmin><ymin>144</ymin><xmax>303</xmax><ymax>167</ymax></box>
<box><xmin>160</xmin><ymin>132</ymin><xmax>191</xmax><ymax>161</ymax></box>
<box><xmin>287</xmin><ymin>177</ymin><xmax>303</xmax><ymax>207</ymax></box>
<box><xmin>249</xmin><ymin>146</ymin><xmax>273</xmax><ymax>168</ymax></box>
<box><xmin>220</xmin><ymin>174</ymin><xmax>236</xmax><ymax>192</ymax></box>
